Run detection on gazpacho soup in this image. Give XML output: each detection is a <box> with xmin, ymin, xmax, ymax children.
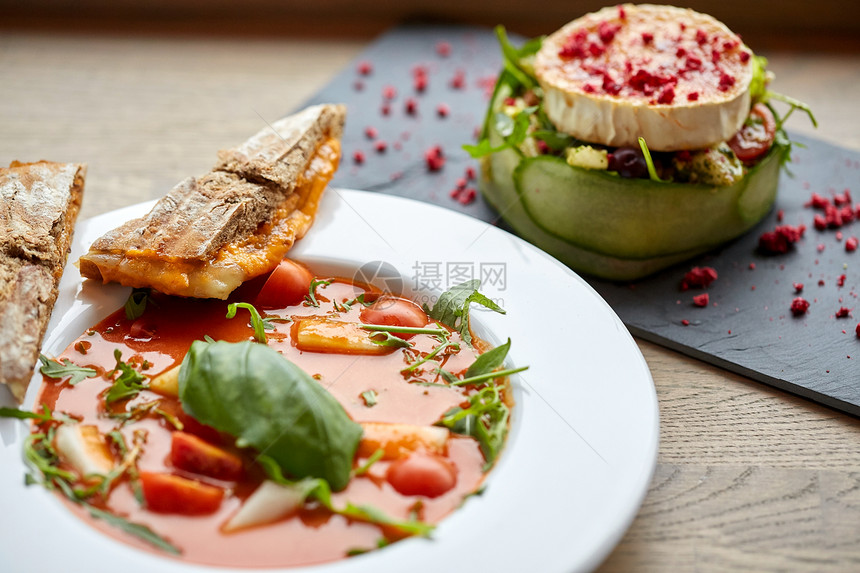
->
<box><xmin>13</xmin><ymin>259</ymin><xmax>524</xmax><ymax>567</ymax></box>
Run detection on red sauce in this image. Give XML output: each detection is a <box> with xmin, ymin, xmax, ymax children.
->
<box><xmin>36</xmin><ymin>271</ymin><xmax>498</xmax><ymax>567</ymax></box>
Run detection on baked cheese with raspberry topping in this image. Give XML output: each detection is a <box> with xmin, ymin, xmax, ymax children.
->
<box><xmin>535</xmin><ymin>4</ymin><xmax>754</xmax><ymax>151</ymax></box>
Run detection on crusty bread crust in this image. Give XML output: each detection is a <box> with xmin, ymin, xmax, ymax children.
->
<box><xmin>0</xmin><ymin>160</ymin><xmax>86</xmax><ymax>403</ymax></box>
<box><xmin>78</xmin><ymin>104</ymin><xmax>346</xmax><ymax>299</ymax></box>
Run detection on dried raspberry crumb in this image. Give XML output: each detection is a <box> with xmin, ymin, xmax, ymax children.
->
<box><xmin>838</xmin><ymin>274</ymin><xmax>847</xmax><ymax>287</ymax></box>
<box><xmin>836</xmin><ymin>307</ymin><xmax>852</xmax><ymax>318</ymax></box>
<box><xmin>374</xmin><ymin>140</ymin><xmax>387</xmax><ymax>153</ymax></box>
<box><xmin>413</xmin><ymin>74</ymin><xmax>428</xmax><ymax>92</ymax></box>
<box><xmin>793</xmin><ymin>282</ymin><xmax>804</xmax><ymax>293</ymax></box>
<box><xmin>847</xmin><ymin>237</ymin><xmax>859</xmax><ymax>252</ymax></box>
<box><xmin>806</xmin><ymin>192</ymin><xmax>831</xmax><ymax>209</ymax></box>
<box><xmin>436</xmin><ymin>41</ymin><xmax>452</xmax><ymax>57</ymax></box>
<box><xmin>687</xmin><ymin>92</ymin><xmax>699</xmax><ymax>102</ymax></box>
<box><xmin>353</xmin><ymin>80</ymin><xmax>364</xmax><ymax>91</ymax></box>
<box><xmin>856</xmin><ymin>323</ymin><xmax>860</xmax><ymax>338</ymax></box>
<box><xmin>680</xmin><ymin>266</ymin><xmax>718</xmax><ymax>290</ymax></box>
<box><xmin>583</xmin><ymin>84</ymin><xmax>597</xmax><ymax>94</ymax></box>
<box><xmin>465</xmin><ymin>166</ymin><xmax>476</xmax><ymax>180</ymax></box>
<box><xmin>642</xmin><ymin>32</ymin><xmax>653</xmax><ymax>44</ymax></box>
<box><xmin>657</xmin><ymin>86</ymin><xmax>675</xmax><ymax>104</ymax></box>
<box><xmin>424</xmin><ymin>145</ymin><xmax>445</xmax><ymax>171</ymax></box>
<box><xmin>718</xmin><ymin>73</ymin><xmax>736</xmax><ymax>91</ymax></box>
<box><xmin>436</xmin><ymin>103</ymin><xmax>450</xmax><ymax>118</ymax></box>
<box><xmin>681</xmin><ymin>319</ymin><xmax>690</xmax><ymax>326</ymax></box>
<box><xmin>819</xmin><ymin>279</ymin><xmax>826</xmax><ymax>286</ymax></box>
<box><xmin>598</xmin><ymin>21</ymin><xmax>622</xmax><ymax>43</ymax></box>
<box><xmin>405</xmin><ymin>98</ymin><xmax>418</xmax><ymax>115</ymax></box>
<box><xmin>382</xmin><ymin>85</ymin><xmax>397</xmax><ymax>100</ymax></box>
<box><xmin>834</xmin><ymin>189</ymin><xmax>853</xmax><ymax>205</ymax></box>
<box><xmin>776</xmin><ymin>209</ymin><xmax>785</xmax><ymax>222</ymax></box>
<box><xmin>693</xmin><ymin>293</ymin><xmax>710</xmax><ymax>307</ymax></box>
<box><xmin>357</xmin><ymin>61</ymin><xmax>373</xmax><ymax>76</ymax></box>
<box><xmin>450</xmin><ymin>69</ymin><xmax>466</xmax><ymax>90</ymax></box>
<box><xmin>813</xmin><ymin>214</ymin><xmax>828</xmax><ymax>231</ymax></box>
<box><xmin>458</xmin><ymin>187</ymin><xmax>477</xmax><ymax>205</ymax></box>
<box><xmin>695</xmin><ymin>29</ymin><xmax>708</xmax><ymax>44</ymax></box>
<box><xmin>364</xmin><ymin>126</ymin><xmax>378</xmax><ymax>140</ymax></box>
<box><xmin>758</xmin><ymin>224</ymin><xmax>806</xmax><ymax>254</ymax></box>
<box><xmin>790</xmin><ymin>297</ymin><xmax>810</xmax><ymax>316</ymax></box>
<box><xmin>749</xmin><ymin>262</ymin><xmax>756</xmax><ymax>270</ymax></box>
<box><xmin>352</xmin><ymin>150</ymin><xmax>365</xmax><ymax>164</ymax></box>
<box><xmin>739</xmin><ymin>51</ymin><xmax>751</xmax><ymax>63</ymax></box>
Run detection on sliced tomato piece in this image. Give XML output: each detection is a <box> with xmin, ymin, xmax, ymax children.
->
<box><xmin>255</xmin><ymin>259</ymin><xmax>313</xmax><ymax>309</ymax></box>
<box><xmin>170</xmin><ymin>431</ymin><xmax>244</xmax><ymax>481</ymax></box>
<box><xmin>140</xmin><ymin>471</ymin><xmax>224</xmax><ymax>515</ymax></box>
<box><xmin>359</xmin><ymin>297</ymin><xmax>429</xmax><ymax>338</ymax></box>
<box><xmin>728</xmin><ymin>103</ymin><xmax>776</xmax><ymax>165</ymax></box>
<box><xmin>385</xmin><ymin>453</ymin><xmax>456</xmax><ymax>498</ymax></box>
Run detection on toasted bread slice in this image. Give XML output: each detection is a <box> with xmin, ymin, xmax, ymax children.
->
<box><xmin>0</xmin><ymin>160</ymin><xmax>86</xmax><ymax>403</ymax></box>
<box><xmin>535</xmin><ymin>4</ymin><xmax>753</xmax><ymax>151</ymax></box>
<box><xmin>79</xmin><ymin>104</ymin><xmax>345</xmax><ymax>299</ymax></box>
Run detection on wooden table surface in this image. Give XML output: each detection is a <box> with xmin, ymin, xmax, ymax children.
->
<box><xmin>3</xmin><ymin>26</ymin><xmax>860</xmax><ymax>573</ymax></box>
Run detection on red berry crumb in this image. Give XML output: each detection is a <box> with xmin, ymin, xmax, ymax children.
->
<box><xmin>364</xmin><ymin>126</ymin><xmax>378</xmax><ymax>140</ymax></box>
<box><xmin>693</xmin><ymin>293</ymin><xmax>710</xmax><ymax>307</ymax></box>
<box><xmin>436</xmin><ymin>41</ymin><xmax>452</xmax><ymax>57</ymax></box>
<box><xmin>457</xmin><ymin>187</ymin><xmax>477</xmax><ymax>205</ymax></box>
<box><xmin>793</xmin><ymin>282</ymin><xmax>804</xmax><ymax>293</ymax></box>
<box><xmin>382</xmin><ymin>85</ymin><xmax>397</xmax><ymax>100</ymax></box>
<box><xmin>436</xmin><ymin>103</ymin><xmax>450</xmax><ymax>117</ymax></box>
<box><xmin>352</xmin><ymin>150</ymin><xmax>365</xmax><ymax>164</ymax></box>
<box><xmin>450</xmin><ymin>69</ymin><xmax>466</xmax><ymax>90</ymax></box>
<box><xmin>357</xmin><ymin>61</ymin><xmax>373</xmax><ymax>76</ymax></box>
<box><xmin>681</xmin><ymin>319</ymin><xmax>690</xmax><ymax>326</ymax></box>
<box><xmin>790</xmin><ymin>297</ymin><xmax>810</xmax><ymax>316</ymax></box>
<box><xmin>838</xmin><ymin>274</ymin><xmax>847</xmax><ymax>287</ymax></box>
<box><xmin>856</xmin><ymin>323</ymin><xmax>860</xmax><ymax>338</ymax></box>
<box><xmin>405</xmin><ymin>98</ymin><xmax>418</xmax><ymax>115</ymax></box>
<box><xmin>758</xmin><ymin>224</ymin><xmax>806</xmax><ymax>254</ymax></box>
<box><xmin>836</xmin><ymin>307</ymin><xmax>852</xmax><ymax>318</ymax></box>
<box><xmin>847</xmin><ymin>236</ymin><xmax>859</xmax><ymax>252</ymax></box>
<box><xmin>424</xmin><ymin>145</ymin><xmax>445</xmax><ymax>171</ymax></box>
<box><xmin>465</xmin><ymin>166</ymin><xmax>476</xmax><ymax>180</ymax></box>
<box><xmin>374</xmin><ymin>140</ymin><xmax>387</xmax><ymax>153</ymax></box>
<box><xmin>680</xmin><ymin>266</ymin><xmax>718</xmax><ymax>290</ymax></box>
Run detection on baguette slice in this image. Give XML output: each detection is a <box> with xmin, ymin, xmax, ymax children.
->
<box><xmin>79</xmin><ymin>104</ymin><xmax>345</xmax><ymax>299</ymax></box>
<box><xmin>0</xmin><ymin>160</ymin><xmax>86</xmax><ymax>403</ymax></box>
<box><xmin>535</xmin><ymin>4</ymin><xmax>754</xmax><ymax>151</ymax></box>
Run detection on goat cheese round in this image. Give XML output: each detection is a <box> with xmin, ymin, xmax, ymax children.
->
<box><xmin>534</xmin><ymin>4</ymin><xmax>754</xmax><ymax>151</ymax></box>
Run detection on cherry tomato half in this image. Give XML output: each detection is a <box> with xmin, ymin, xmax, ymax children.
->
<box><xmin>360</xmin><ymin>297</ymin><xmax>429</xmax><ymax>338</ymax></box>
<box><xmin>727</xmin><ymin>103</ymin><xmax>776</xmax><ymax>165</ymax></box>
<box><xmin>140</xmin><ymin>471</ymin><xmax>224</xmax><ymax>515</ymax></box>
<box><xmin>255</xmin><ymin>259</ymin><xmax>313</xmax><ymax>308</ymax></box>
<box><xmin>385</xmin><ymin>453</ymin><xmax>457</xmax><ymax>498</ymax></box>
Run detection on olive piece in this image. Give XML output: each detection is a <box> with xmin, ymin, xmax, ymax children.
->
<box><xmin>608</xmin><ymin>146</ymin><xmax>648</xmax><ymax>178</ymax></box>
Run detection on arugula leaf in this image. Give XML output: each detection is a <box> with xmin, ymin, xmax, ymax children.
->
<box><xmin>466</xmin><ymin>338</ymin><xmax>510</xmax><ymax>378</ymax></box>
<box><xmin>495</xmin><ymin>25</ymin><xmax>542</xmax><ymax>91</ymax></box>
<box><xmin>124</xmin><ymin>288</ymin><xmax>150</xmax><ymax>320</ymax></box>
<box><xmin>437</xmin><ymin>383</ymin><xmax>510</xmax><ymax>470</ymax></box>
<box><xmin>354</xmin><ymin>447</ymin><xmax>384</xmax><ymax>475</ymax></box>
<box><xmin>179</xmin><ymin>340</ymin><xmax>362</xmax><ymax>491</ymax></box>
<box><xmin>305</xmin><ymin>278</ymin><xmax>332</xmax><ymax>307</ymax></box>
<box><xmin>38</xmin><ymin>354</ymin><xmax>97</xmax><ymax>386</ymax></box>
<box><xmin>104</xmin><ymin>349</ymin><xmax>148</xmax><ymax>406</ymax></box>
<box><xmin>367</xmin><ymin>331</ymin><xmax>413</xmax><ymax>349</ymax></box>
<box><xmin>637</xmin><ymin>137</ymin><xmax>671</xmax><ymax>183</ymax></box>
<box><xmin>226</xmin><ymin>302</ymin><xmax>269</xmax><ymax>343</ymax></box>
<box><xmin>85</xmin><ymin>504</ymin><xmax>180</xmax><ymax>555</ymax></box>
<box><xmin>0</xmin><ymin>404</ymin><xmax>57</xmax><ymax>424</ymax></box>
<box><xmin>425</xmin><ymin>280</ymin><xmax>505</xmax><ymax>345</ymax></box>
<box><xmin>453</xmin><ymin>366</ymin><xmax>529</xmax><ymax>387</ymax></box>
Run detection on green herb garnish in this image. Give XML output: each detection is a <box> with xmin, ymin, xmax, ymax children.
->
<box><xmin>38</xmin><ymin>354</ymin><xmax>97</xmax><ymax>386</ymax></box>
<box><xmin>104</xmin><ymin>349</ymin><xmax>148</xmax><ymax>406</ymax></box>
<box><xmin>124</xmin><ymin>288</ymin><xmax>150</xmax><ymax>320</ymax></box>
<box><xmin>305</xmin><ymin>278</ymin><xmax>332</xmax><ymax>307</ymax></box>
<box><xmin>226</xmin><ymin>302</ymin><xmax>271</xmax><ymax>343</ymax></box>
<box><xmin>425</xmin><ymin>280</ymin><xmax>505</xmax><ymax>345</ymax></box>
<box><xmin>179</xmin><ymin>340</ymin><xmax>362</xmax><ymax>491</ymax></box>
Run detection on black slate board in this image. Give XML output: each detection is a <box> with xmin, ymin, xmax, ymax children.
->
<box><xmin>302</xmin><ymin>25</ymin><xmax>860</xmax><ymax>416</ymax></box>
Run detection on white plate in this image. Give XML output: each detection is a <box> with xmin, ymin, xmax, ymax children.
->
<box><xmin>0</xmin><ymin>189</ymin><xmax>658</xmax><ymax>573</ymax></box>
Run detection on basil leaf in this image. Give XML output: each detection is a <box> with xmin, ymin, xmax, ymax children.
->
<box><xmin>425</xmin><ymin>280</ymin><xmax>505</xmax><ymax>345</ymax></box>
<box><xmin>38</xmin><ymin>354</ymin><xmax>97</xmax><ymax>386</ymax></box>
<box><xmin>124</xmin><ymin>288</ymin><xmax>150</xmax><ymax>320</ymax></box>
<box><xmin>178</xmin><ymin>340</ymin><xmax>362</xmax><ymax>491</ymax></box>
